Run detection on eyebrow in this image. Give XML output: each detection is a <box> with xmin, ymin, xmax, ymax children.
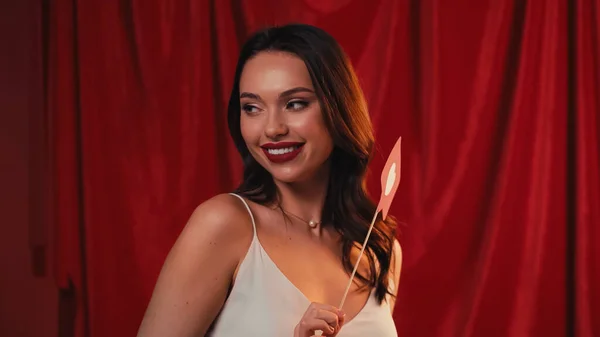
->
<box><xmin>239</xmin><ymin>87</ymin><xmax>315</xmax><ymax>100</ymax></box>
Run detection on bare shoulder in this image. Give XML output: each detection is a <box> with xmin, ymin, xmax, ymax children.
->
<box><xmin>169</xmin><ymin>193</ymin><xmax>254</xmax><ymax>260</ymax></box>
<box><xmin>183</xmin><ymin>193</ymin><xmax>253</xmax><ymax>240</ymax></box>
<box><xmin>190</xmin><ymin>193</ymin><xmax>251</xmax><ymax>225</ymax></box>
<box><xmin>392</xmin><ymin>239</ymin><xmax>402</xmax><ymax>266</ymax></box>
<box><xmin>391</xmin><ymin>239</ymin><xmax>402</xmax><ymax>276</ymax></box>
<box><xmin>137</xmin><ymin>193</ymin><xmax>253</xmax><ymax>337</ymax></box>
<box><xmin>388</xmin><ymin>238</ymin><xmax>403</xmax><ymax>312</ymax></box>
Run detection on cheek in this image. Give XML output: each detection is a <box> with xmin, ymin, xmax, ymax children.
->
<box><xmin>301</xmin><ymin>114</ymin><xmax>332</xmax><ymax>145</ymax></box>
<box><xmin>295</xmin><ymin>117</ymin><xmax>334</xmax><ymax>155</ymax></box>
<box><xmin>240</xmin><ymin>116</ymin><xmax>260</xmax><ymax>143</ymax></box>
<box><xmin>289</xmin><ymin>106</ymin><xmax>328</xmax><ymax>137</ymax></box>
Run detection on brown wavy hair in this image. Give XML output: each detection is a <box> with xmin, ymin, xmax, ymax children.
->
<box><xmin>227</xmin><ymin>23</ymin><xmax>397</xmax><ymax>304</ymax></box>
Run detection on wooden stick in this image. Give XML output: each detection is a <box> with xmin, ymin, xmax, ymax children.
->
<box><xmin>338</xmin><ymin>210</ymin><xmax>379</xmax><ymax>310</ymax></box>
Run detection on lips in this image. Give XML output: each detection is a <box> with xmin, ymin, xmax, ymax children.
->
<box><xmin>260</xmin><ymin>142</ymin><xmax>305</xmax><ymax>164</ymax></box>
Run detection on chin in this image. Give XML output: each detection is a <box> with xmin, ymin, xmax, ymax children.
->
<box><xmin>262</xmin><ymin>159</ymin><xmax>330</xmax><ymax>186</ymax></box>
<box><xmin>252</xmin><ymin>151</ymin><xmax>328</xmax><ymax>185</ymax></box>
<box><xmin>269</xmin><ymin>168</ymin><xmax>305</xmax><ymax>184</ymax></box>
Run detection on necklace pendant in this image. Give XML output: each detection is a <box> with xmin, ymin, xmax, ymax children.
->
<box><xmin>308</xmin><ymin>220</ymin><xmax>317</xmax><ymax>228</ymax></box>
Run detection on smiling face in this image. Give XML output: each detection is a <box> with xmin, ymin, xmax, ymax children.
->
<box><xmin>238</xmin><ymin>51</ymin><xmax>334</xmax><ymax>184</ymax></box>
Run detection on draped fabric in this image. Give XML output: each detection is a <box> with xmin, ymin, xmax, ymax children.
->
<box><xmin>46</xmin><ymin>1</ymin><xmax>599</xmax><ymax>336</ymax></box>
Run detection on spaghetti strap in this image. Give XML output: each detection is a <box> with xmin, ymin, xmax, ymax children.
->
<box><xmin>229</xmin><ymin>193</ymin><xmax>257</xmax><ymax>237</ymax></box>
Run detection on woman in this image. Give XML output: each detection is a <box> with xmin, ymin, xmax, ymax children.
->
<box><xmin>137</xmin><ymin>23</ymin><xmax>402</xmax><ymax>337</ymax></box>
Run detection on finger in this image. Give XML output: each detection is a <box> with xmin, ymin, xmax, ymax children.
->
<box><xmin>308</xmin><ymin>302</ymin><xmax>340</xmax><ymax>315</ymax></box>
<box><xmin>298</xmin><ymin>318</ymin><xmax>337</xmax><ymax>337</ymax></box>
<box><xmin>327</xmin><ymin>311</ymin><xmax>346</xmax><ymax>337</ymax></box>
<box><xmin>305</xmin><ymin>304</ymin><xmax>340</xmax><ymax>327</ymax></box>
<box><xmin>329</xmin><ymin>315</ymin><xmax>346</xmax><ymax>337</ymax></box>
<box><xmin>314</xmin><ymin>308</ymin><xmax>340</xmax><ymax>327</ymax></box>
<box><xmin>337</xmin><ymin>310</ymin><xmax>346</xmax><ymax>327</ymax></box>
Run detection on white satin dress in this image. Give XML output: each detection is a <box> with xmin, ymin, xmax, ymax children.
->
<box><xmin>207</xmin><ymin>193</ymin><xmax>399</xmax><ymax>336</ymax></box>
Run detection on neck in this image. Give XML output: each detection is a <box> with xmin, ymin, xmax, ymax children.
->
<box><xmin>274</xmin><ymin>165</ymin><xmax>330</xmax><ymax>225</ymax></box>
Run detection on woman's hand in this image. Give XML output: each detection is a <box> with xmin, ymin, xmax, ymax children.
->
<box><xmin>293</xmin><ymin>302</ymin><xmax>346</xmax><ymax>337</ymax></box>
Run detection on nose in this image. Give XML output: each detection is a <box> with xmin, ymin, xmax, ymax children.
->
<box><xmin>264</xmin><ymin>111</ymin><xmax>288</xmax><ymax>140</ymax></box>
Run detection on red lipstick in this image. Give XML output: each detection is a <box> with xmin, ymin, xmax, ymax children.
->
<box><xmin>261</xmin><ymin>142</ymin><xmax>304</xmax><ymax>163</ymax></box>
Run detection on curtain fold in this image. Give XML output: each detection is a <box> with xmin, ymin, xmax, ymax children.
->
<box><xmin>574</xmin><ymin>1</ymin><xmax>600</xmax><ymax>336</ymax></box>
<box><xmin>45</xmin><ymin>1</ymin><xmax>599</xmax><ymax>336</ymax></box>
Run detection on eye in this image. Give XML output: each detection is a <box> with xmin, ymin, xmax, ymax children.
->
<box><xmin>242</xmin><ymin>104</ymin><xmax>260</xmax><ymax>115</ymax></box>
<box><xmin>286</xmin><ymin>100</ymin><xmax>309</xmax><ymax>111</ymax></box>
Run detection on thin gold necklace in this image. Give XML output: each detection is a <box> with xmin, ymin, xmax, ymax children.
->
<box><xmin>280</xmin><ymin>209</ymin><xmax>321</xmax><ymax>228</ymax></box>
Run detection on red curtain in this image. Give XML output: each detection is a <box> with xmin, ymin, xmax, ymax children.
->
<box><xmin>46</xmin><ymin>0</ymin><xmax>599</xmax><ymax>336</ymax></box>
